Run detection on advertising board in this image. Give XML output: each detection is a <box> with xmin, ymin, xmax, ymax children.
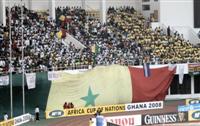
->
<box><xmin>14</xmin><ymin>113</ymin><xmax>32</xmax><ymax>126</ymax></box>
<box><xmin>46</xmin><ymin>104</ymin><xmax>125</xmax><ymax>119</ymax></box>
<box><xmin>178</xmin><ymin>103</ymin><xmax>200</xmax><ymax>112</ymax></box>
<box><xmin>0</xmin><ymin>119</ymin><xmax>14</xmax><ymax>126</ymax></box>
<box><xmin>91</xmin><ymin>115</ymin><xmax>142</xmax><ymax>126</ymax></box>
<box><xmin>188</xmin><ymin>110</ymin><xmax>200</xmax><ymax>121</ymax></box>
<box><xmin>186</xmin><ymin>98</ymin><xmax>200</xmax><ymax>105</ymax></box>
<box><xmin>106</xmin><ymin>115</ymin><xmax>141</xmax><ymax>126</ymax></box>
<box><xmin>142</xmin><ymin>112</ymin><xmax>188</xmax><ymax>125</ymax></box>
<box><xmin>125</xmin><ymin>101</ymin><xmax>163</xmax><ymax>112</ymax></box>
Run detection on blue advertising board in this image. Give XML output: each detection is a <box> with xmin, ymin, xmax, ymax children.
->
<box><xmin>178</xmin><ymin>103</ymin><xmax>200</xmax><ymax>112</ymax></box>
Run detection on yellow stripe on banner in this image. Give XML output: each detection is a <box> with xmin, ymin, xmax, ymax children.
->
<box><xmin>46</xmin><ymin>65</ymin><xmax>132</xmax><ymax>111</ymax></box>
<box><xmin>0</xmin><ymin>119</ymin><xmax>14</xmax><ymax>126</ymax></box>
<box><xmin>46</xmin><ymin>104</ymin><xmax>125</xmax><ymax>119</ymax></box>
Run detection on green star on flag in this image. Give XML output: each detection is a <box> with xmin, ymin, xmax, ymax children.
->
<box><xmin>81</xmin><ymin>86</ymin><xmax>99</xmax><ymax>107</ymax></box>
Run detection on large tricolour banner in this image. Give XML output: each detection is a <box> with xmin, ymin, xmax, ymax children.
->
<box><xmin>46</xmin><ymin>65</ymin><xmax>175</xmax><ymax>111</ymax></box>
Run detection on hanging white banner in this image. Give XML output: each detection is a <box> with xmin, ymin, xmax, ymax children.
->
<box><xmin>25</xmin><ymin>73</ymin><xmax>36</xmax><ymax>89</ymax></box>
<box><xmin>0</xmin><ymin>75</ymin><xmax>9</xmax><ymax>86</ymax></box>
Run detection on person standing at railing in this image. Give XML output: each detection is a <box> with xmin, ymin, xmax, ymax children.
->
<box><xmin>35</xmin><ymin>106</ymin><xmax>40</xmax><ymax>121</ymax></box>
<box><xmin>95</xmin><ymin>110</ymin><xmax>106</xmax><ymax>126</ymax></box>
<box><xmin>3</xmin><ymin>112</ymin><xmax>8</xmax><ymax>121</ymax></box>
<box><xmin>167</xmin><ymin>26</ymin><xmax>171</xmax><ymax>37</ymax></box>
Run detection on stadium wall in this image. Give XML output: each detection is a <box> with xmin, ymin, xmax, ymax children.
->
<box><xmin>160</xmin><ymin>0</ymin><xmax>194</xmax><ymax>28</ymax></box>
<box><xmin>136</xmin><ymin>0</ymin><xmax>160</xmax><ymax>21</ymax></box>
<box><xmin>3</xmin><ymin>0</ymin><xmax>136</xmax><ymax>11</ymax></box>
<box><xmin>54</xmin><ymin>0</ymin><xmax>136</xmax><ymax>10</ymax></box>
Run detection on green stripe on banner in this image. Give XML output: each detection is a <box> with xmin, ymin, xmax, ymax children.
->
<box><xmin>0</xmin><ymin>72</ymin><xmax>51</xmax><ymax>119</ymax></box>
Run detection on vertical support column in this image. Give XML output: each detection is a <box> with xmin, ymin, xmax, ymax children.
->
<box><xmin>28</xmin><ymin>0</ymin><xmax>32</xmax><ymax>10</ymax></box>
<box><xmin>0</xmin><ymin>0</ymin><xmax>6</xmax><ymax>26</ymax></box>
<box><xmin>8</xmin><ymin>0</ymin><xmax>13</xmax><ymax>118</ymax></box>
<box><xmin>21</xmin><ymin>0</ymin><xmax>25</xmax><ymax>114</ymax></box>
<box><xmin>49</xmin><ymin>0</ymin><xmax>55</xmax><ymax>20</ymax></box>
<box><xmin>82</xmin><ymin>0</ymin><xmax>85</xmax><ymax>9</ymax></box>
<box><xmin>100</xmin><ymin>0</ymin><xmax>106</xmax><ymax>24</ymax></box>
<box><xmin>191</xmin><ymin>75</ymin><xmax>194</xmax><ymax>94</ymax></box>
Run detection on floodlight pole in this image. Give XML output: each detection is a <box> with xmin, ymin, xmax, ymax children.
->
<box><xmin>82</xmin><ymin>0</ymin><xmax>85</xmax><ymax>9</ymax></box>
<box><xmin>9</xmin><ymin>0</ymin><xmax>13</xmax><ymax>118</ymax></box>
<box><xmin>21</xmin><ymin>0</ymin><xmax>25</xmax><ymax>114</ymax></box>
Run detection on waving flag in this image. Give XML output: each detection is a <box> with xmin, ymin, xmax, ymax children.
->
<box><xmin>46</xmin><ymin>65</ymin><xmax>176</xmax><ymax>111</ymax></box>
<box><xmin>143</xmin><ymin>63</ymin><xmax>151</xmax><ymax>77</ymax></box>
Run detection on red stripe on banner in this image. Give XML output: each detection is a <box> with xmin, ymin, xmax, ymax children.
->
<box><xmin>128</xmin><ymin>66</ymin><xmax>176</xmax><ymax>103</ymax></box>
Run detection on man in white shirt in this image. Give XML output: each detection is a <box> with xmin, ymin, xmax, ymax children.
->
<box><xmin>4</xmin><ymin>113</ymin><xmax>8</xmax><ymax>121</ymax></box>
<box><xmin>35</xmin><ymin>106</ymin><xmax>40</xmax><ymax>121</ymax></box>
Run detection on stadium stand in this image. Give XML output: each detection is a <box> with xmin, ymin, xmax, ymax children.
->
<box><xmin>0</xmin><ymin>5</ymin><xmax>200</xmax><ymax>75</ymax></box>
<box><xmin>0</xmin><ymin>2</ymin><xmax>200</xmax><ymax>125</ymax></box>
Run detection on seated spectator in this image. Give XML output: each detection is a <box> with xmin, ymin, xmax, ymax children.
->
<box><xmin>68</xmin><ymin>102</ymin><xmax>74</xmax><ymax>109</ymax></box>
<box><xmin>63</xmin><ymin>102</ymin><xmax>68</xmax><ymax>109</ymax></box>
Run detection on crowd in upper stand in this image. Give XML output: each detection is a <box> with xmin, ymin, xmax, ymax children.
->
<box><xmin>107</xmin><ymin>7</ymin><xmax>200</xmax><ymax>64</ymax></box>
<box><xmin>0</xmin><ymin>5</ymin><xmax>200</xmax><ymax>74</ymax></box>
<box><xmin>0</xmin><ymin>6</ymin><xmax>89</xmax><ymax>74</ymax></box>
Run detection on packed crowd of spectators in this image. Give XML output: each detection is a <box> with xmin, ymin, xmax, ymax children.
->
<box><xmin>56</xmin><ymin>6</ymin><xmax>144</xmax><ymax>65</ymax></box>
<box><xmin>0</xmin><ymin>5</ymin><xmax>200</xmax><ymax>74</ymax></box>
<box><xmin>57</xmin><ymin>6</ymin><xmax>200</xmax><ymax>65</ymax></box>
<box><xmin>0</xmin><ymin>6</ymin><xmax>90</xmax><ymax>74</ymax></box>
<box><xmin>107</xmin><ymin>7</ymin><xmax>200</xmax><ymax>64</ymax></box>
